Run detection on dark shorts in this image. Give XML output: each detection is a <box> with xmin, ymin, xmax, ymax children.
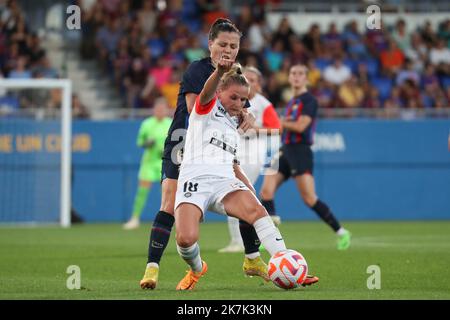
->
<box><xmin>161</xmin><ymin>157</ymin><xmax>180</xmax><ymax>181</ymax></box>
<box><xmin>277</xmin><ymin>144</ymin><xmax>313</xmax><ymax>180</ymax></box>
<box><xmin>161</xmin><ymin>140</ymin><xmax>184</xmax><ymax>181</ymax></box>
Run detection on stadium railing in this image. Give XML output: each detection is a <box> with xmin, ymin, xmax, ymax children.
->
<box><xmin>2</xmin><ymin>107</ymin><xmax>449</xmax><ymax>120</ymax></box>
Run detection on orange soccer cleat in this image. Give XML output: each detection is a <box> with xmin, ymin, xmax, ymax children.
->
<box><xmin>302</xmin><ymin>274</ymin><xmax>320</xmax><ymax>287</ymax></box>
<box><xmin>176</xmin><ymin>261</ymin><xmax>208</xmax><ymax>290</ymax></box>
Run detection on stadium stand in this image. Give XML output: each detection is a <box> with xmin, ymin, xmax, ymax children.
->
<box><xmin>76</xmin><ymin>0</ymin><xmax>449</xmax><ymax>118</ymax></box>
<box><xmin>1</xmin><ymin>0</ymin><xmax>449</xmax><ymax>119</ymax></box>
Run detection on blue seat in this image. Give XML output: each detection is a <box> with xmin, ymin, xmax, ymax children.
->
<box><xmin>147</xmin><ymin>39</ymin><xmax>166</xmax><ymax>58</ymax></box>
<box><xmin>371</xmin><ymin>77</ymin><xmax>392</xmax><ymax>101</ymax></box>
<box><xmin>314</xmin><ymin>58</ymin><xmax>331</xmax><ymax>72</ymax></box>
<box><xmin>363</xmin><ymin>58</ymin><xmax>379</xmax><ymax>78</ymax></box>
<box><xmin>440</xmin><ymin>76</ymin><xmax>450</xmax><ymax>89</ymax></box>
<box><xmin>0</xmin><ymin>95</ymin><xmax>19</xmax><ymax>110</ymax></box>
<box><xmin>183</xmin><ymin>19</ymin><xmax>201</xmax><ymax>33</ymax></box>
<box><xmin>343</xmin><ymin>58</ymin><xmax>358</xmax><ymax>73</ymax></box>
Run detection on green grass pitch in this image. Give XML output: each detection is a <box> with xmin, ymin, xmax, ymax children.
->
<box><xmin>1</xmin><ymin>221</ymin><xmax>449</xmax><ymax>300</ymax></box>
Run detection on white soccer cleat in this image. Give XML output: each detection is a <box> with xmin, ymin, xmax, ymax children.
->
<box><xmin>123</xmin><ymin>216</ymin><xmax>140</xmax><ymax>230</ymax></box>
<box><xmin>218</xmin><ymin>242</ymin><xmax>244</xmax><ymax>253</ymax></box>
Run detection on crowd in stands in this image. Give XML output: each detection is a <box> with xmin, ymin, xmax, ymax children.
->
<box><xmin>78</xmin><ymin>0</ymin><xmax>450</xmax><ymax>115</ymax></box>
<box><xmin>0</xmin><ymin>0</ymin><xmax>90</xmax><ymax>118</ymax></box>
<box><xmin>2</xmin><ymin>0</ymin><xmax>450</xmax><ymax>118</ymax></box>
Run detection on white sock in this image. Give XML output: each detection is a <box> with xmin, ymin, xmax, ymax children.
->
<box><xmin>253</xmin><ymin>216</ymin><xmax>286</xmax><ymax>256</ymax></box>
<box><xmin>336</xmin><ymin>228</ymin><xmax>347</xmax><ymax>236</ymax></box>
<box><xmin>227</xmin><ymin>216</ymin><xmax>243</xmax><ymax>245</ymax></box>
<box><xmin>146</xmin><ymin>262</ymin><xmax>159</xmax><ymax>269</ymax></box>
<box><xmin>177</xmin><ymin>242</ymin><xmax>203</xmax><ymax>273</ymax></box>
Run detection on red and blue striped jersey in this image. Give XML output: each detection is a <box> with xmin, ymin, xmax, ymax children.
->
<box><xmin>281</xmin><ymin>92</ymin><xmax>318</xmax><ymax>145</ymax></box>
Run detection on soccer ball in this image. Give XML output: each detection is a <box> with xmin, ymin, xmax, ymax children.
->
<box><xmin>268</xmin><ymin>249</ymin><xmax>308</xmax><ymax>290</ymax></box>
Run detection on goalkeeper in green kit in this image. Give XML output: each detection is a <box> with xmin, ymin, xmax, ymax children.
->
<box><xmin>123</xmin><ymin>98</ymin><xmax>172</xmax><ymax>230</ymax></box>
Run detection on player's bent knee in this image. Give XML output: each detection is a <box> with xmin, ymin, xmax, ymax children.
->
<box><xmin>176</xmin><ymin>232</ymin><xmax>198</xmax><ymax>248</ymax></box>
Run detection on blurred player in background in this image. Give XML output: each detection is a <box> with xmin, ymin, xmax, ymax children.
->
<box><xmin>260</xmin><ymin>64</ymin><xmax>352</xmax><ymax>250</ymax></box>
<box><xmin>123</xmin><ymin>98</ymin><xmax>171</xmax><ymax>230</ymax></box>
<box><xmin>219</xmin><ymin>66</ymin><xmax>282</xmax><ymax>253</ymax></box>
<box><xmin>140</xmin><ymin>18</ymin><xmax>275</xmax><ymax>290</ymax></box>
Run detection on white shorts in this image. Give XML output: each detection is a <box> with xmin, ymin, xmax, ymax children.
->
<box><xmin>175</xmin><ymin>175</ymin><xmax>250</xmax><ymax>217</ymax></box>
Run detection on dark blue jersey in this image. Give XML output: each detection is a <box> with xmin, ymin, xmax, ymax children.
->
<box><xmin>281</xmin><ymin>92</ymin><xmax>318</xmax><ymax>146</ymax></box>
<box><xmin>163</xmin><ymin>57</ymin><xmax>250</xmax><ymax>160</ymax></box>
<box><xmin>163</xmin><ymin>57</ymin><xmax>215</xmax><ymax>160</ymax></box>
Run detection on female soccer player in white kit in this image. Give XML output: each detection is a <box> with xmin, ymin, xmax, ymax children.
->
<box><xmin>174</xmin><ymin>60</ymin><xmax>289</xmax><ymax>290</ymax></box>
<box><xmin>219</xmin><ymin>66</ymin><xmax>282</xmax><ymax>253</ymax></box>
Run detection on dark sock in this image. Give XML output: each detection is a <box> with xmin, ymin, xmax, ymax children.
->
<box><xmin>261</xmin><ymin>199</ymin><xmax>276</xmax><ymax>216</ymax></box>
<box><xmin>147</xmin><ymin>211</ymin><xmax>175</xmax><ymax>264</ymax></box>
<box><xmin>311</xmin><ymin>199</ymin><xmax>341</xmax><ymax>232</ymax></box>
<box><xmin>239</xmin><ymin>220</ymin><xmax>261</xmax><ymax>254</ymax></box>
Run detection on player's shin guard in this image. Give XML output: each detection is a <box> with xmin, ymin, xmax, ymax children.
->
<box><xmin>176</xmin><ymin>242</ymin><xmax>203</xmax><ymax>272</ymax></box>
<box><xmin>311</xmin><ymin>199</ymin><xmax>341</xmax><ymax>232</ymax></box>
<box><xmin>148</xmin><ymin>211</ymin><xmax>174</xmax><ymax>264</ymax></box>
<box><xmin>239</xmin><ymin>220</ymin><xmax>261</xmax><ymax>255</ymax></box>
<box><xmin>253</xmin><ymin>216</ymin><xmax>286</xmax><ymax>256</ymax></box>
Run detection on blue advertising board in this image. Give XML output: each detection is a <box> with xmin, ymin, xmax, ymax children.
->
<box><xmin>1</xmin><ymin>119</ymin><xmax>449</xmax><ymax>222</ymax></box>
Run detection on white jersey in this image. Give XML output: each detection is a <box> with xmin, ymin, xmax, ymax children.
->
<box><xmin>238</xmin><ymin>93</ymin><xmax>281</xmax><ymax>184</ymax></box>
<box><xmin>179</xmin><ymin>95</ymin><xmax>240</xmax><ymax>181</ymax></box>
<box><xmin>247</xmin><ymin>93</ymin><xmax>272</xmax><ymax>127</ymax></box>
